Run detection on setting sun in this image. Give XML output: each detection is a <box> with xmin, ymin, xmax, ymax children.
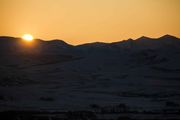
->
<box><xmin>22</xmin><ymin>34</ymin><xmax>34</xmax><ymax>42</ymax></box>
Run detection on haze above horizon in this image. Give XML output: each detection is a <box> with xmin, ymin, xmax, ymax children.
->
<box><xmin>1</xmin><ymin>0</ymin><xmax>180</xmax><ymax>45</ymax></box>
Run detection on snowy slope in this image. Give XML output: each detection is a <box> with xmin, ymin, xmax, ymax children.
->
<box><xmin>0</xmin><ymin>35</ymin><xmax>180</xmax><ymax>116</ymax></box>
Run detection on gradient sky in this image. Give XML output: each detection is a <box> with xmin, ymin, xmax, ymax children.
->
<box><xmin>1</xmin><ymin>0</ymin><xmax>180</xmax><ymax>45</ymax></box>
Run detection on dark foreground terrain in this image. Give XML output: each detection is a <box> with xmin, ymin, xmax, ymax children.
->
<box><xmin>1</xmin><ymin>109</ymin><xmax>180</xmax><ymax>120</ymax></box>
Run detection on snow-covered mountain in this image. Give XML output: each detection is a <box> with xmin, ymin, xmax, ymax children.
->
<box><xmin>0</xmin><ymin>35</ymin><xmax>180</xmax><ymax>119</ymax></box>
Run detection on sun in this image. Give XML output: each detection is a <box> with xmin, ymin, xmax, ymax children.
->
<box><xmin>22</xmin><ymin>34</ymin><xmax>34</xmax><ymax>42</ymax></box>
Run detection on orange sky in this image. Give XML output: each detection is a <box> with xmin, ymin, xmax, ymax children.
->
<box><xmin>0</xmin><ymin>0</ymin><xmax>180</xmax><ymax>45</ymax></box>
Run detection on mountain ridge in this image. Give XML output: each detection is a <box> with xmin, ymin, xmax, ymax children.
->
<box><xmin>0</xmin><ymin>35</ymin><xmax>180</xmax><ymax>55</ymax></box>
<box><xmin>0</xmin><ymin>35</ymin><xmax>179</xmax><ymax>46</ymax></box>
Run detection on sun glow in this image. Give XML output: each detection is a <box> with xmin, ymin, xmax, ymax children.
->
<box><xmin>22</xmin><ymin>34</ymin><xmax>34</xmax><ymax>42</ymax></box>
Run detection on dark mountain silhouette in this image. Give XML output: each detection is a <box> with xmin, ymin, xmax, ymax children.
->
<box><xmin>0</xmin><ymin>36</ymin><xmax>73</xmax><ymax>55</ymax></box>
<box><xmin>0</xmin><ymin>36</ymin><xmax>76</xmax><ymax>68</ymax></box>
<box><xmin>157</xmin><ymin>34</ymin><xmax>180</xmax><ymax>47</ymax></box>
<box><xmin>74</xmin><ymin>35</ymin><xmax>180</xmax><ymax>54</ymax></box>
<box><xmin>107</xmin><ymin>38</ymin><xmax>134</xmax><ymax>49</ymax></box>
<box><xmin>1</xmin><ymin>34</ymin><xmax>179</xmax><ymax>66</ymax></box>
<box><xmin>159</xmin><ymin>34</ymin><xmax>179</xmax><ymax>40</ymax></box>
<box><xmin>0</xmin><ymin>35</ymin><xmax>179</xmax><ymax>53</ymax></box>
<box><xmin>46</xmin><ymin>39</ymin><xmax>73</xmax><ymax>48</ymax></box>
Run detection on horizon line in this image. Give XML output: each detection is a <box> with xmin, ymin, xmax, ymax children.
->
<box><xmin>0</xmin><ymin>34</ymin><xmax>179</xmax><ymax>46</ymax></box>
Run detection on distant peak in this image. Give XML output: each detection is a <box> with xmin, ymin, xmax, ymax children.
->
<box><xmin>140</xmin><ymin>36</ymin><xmax>148</xmax><ymax>38</ymax></box>
<box><xmin>92</xmin><ymin>41</ymin><xmax>107</xmax><ymax>44</ymax></box>
<box><xmin>47</xmin><ymin>39</ymin><xmax>71</xmax><ymax>45</ymax></box>
<box><xmin>127</xmin><ymin>38</ymin><xmax>134</xmax><ymax>41</ymax></box>
<box><xmin>50</xmin><ymin>39</ymin><xmax>67</xmax><ymax>43</ymax></box>
<box><xmin>0</xmin><ymin>36</ymin><xmax>17</xmax><ymax>39</ymax></box>
<box><xmin>159</xmin><ymin>34</ymin><xmax>178</xmax><ymax>39</ymax></box>
<box><xmin>136</xmin><ymin>36</ymin><xmax>153</xmax><ymax>41</ymax></box>
<box><xmin>0</xmin><ymin>36</ymin><xmax>19</xmax><ymax>42</ymax></box>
